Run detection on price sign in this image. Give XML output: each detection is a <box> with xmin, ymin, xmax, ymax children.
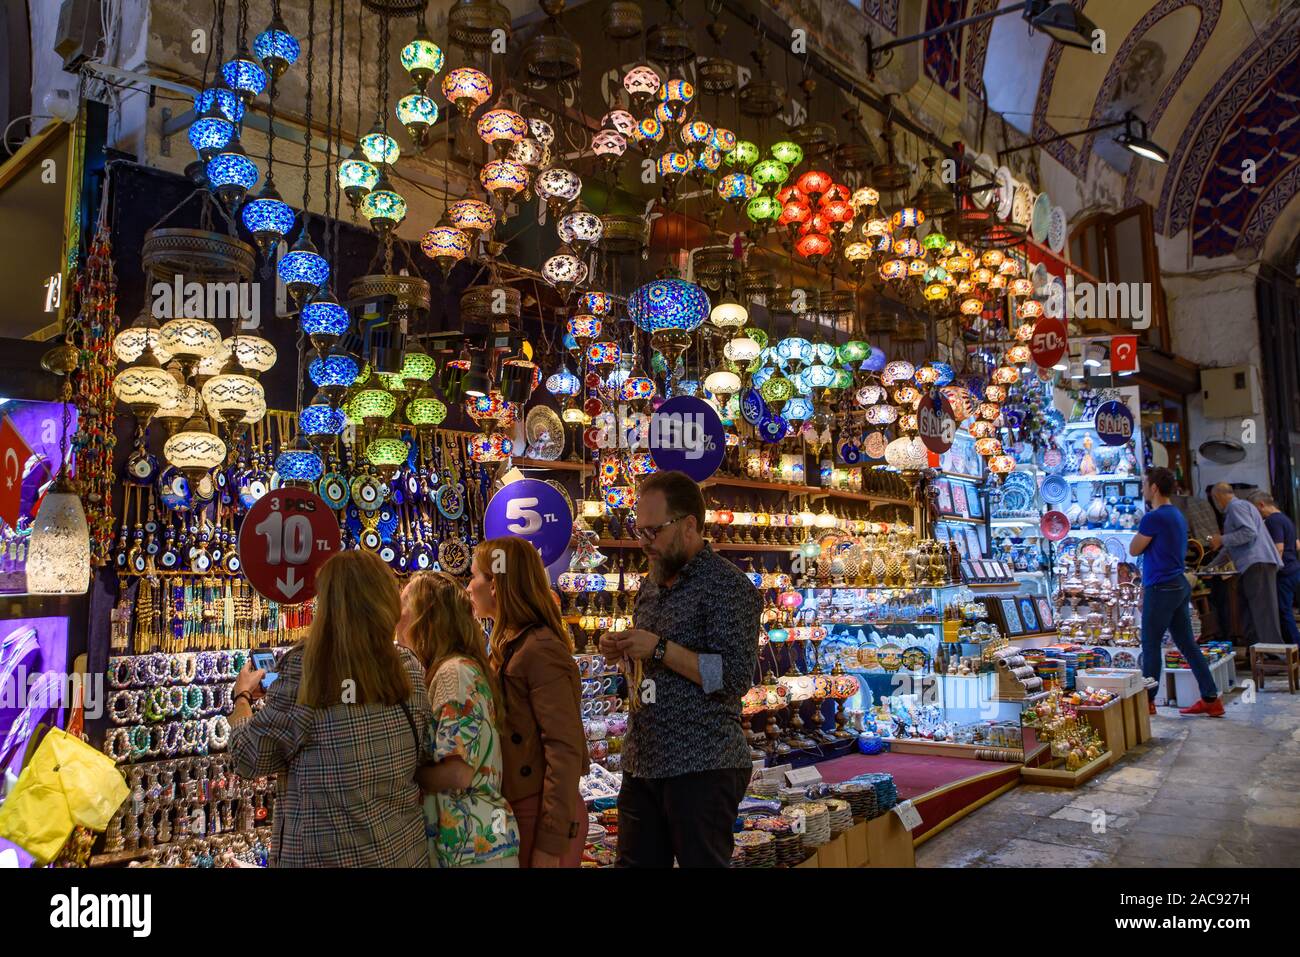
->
<box><xmin>1030</xmin><ymin>316</ymin><xmax>1068</xmax><ymax>369</ymax></box>
<box><xmin>648</xmin><ymin>395</ymin><xmax>725</xmax><ymax>482</ymax></box>
<box><xmin>484</xmin><ymin>478</ymin><xmax>573</xmax><ymax>566</ymax></box>
<box><xmin>1094</xmin><ymin>399</ymin><xmax>1135</xmax><ymax>446</ymax></box>
<box><xmin>893</xmin><ymin>799</ymin><xmax>923</xmax><ymax>831</ymax></box>
<box><xmin>0</xmin><ymin>417</ymin><xmax>33</xmax><ymax>529</ymax></box>
<box><xmin>238</xmin><ymin>488</ymin><xmax>340</xmax><ymax>604</ymax></box>
<box><xmin>917</xmin><ymin>393</ymin><xmax>957</xmax><ymax>454</ymax></box>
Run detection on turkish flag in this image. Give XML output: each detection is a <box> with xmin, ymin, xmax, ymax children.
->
<box><xmin>1111</xmin><ymin>335</ymin><xmax>1139</xmax><ymax>374</ymax></box>
<box><xmin>0</xmin><ymin>417</ymin><xmax>33</xmax><ymax>529</ymax></box>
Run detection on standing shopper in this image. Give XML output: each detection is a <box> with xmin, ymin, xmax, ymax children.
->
<box><xmin>400</xmin><ymin>572</ymin><xmax>520</xmax><ymax>868</ymax></box>
<box><xmin>469</xmin><ymin>537</ymin><xmax>588</xmax><ymax>867</ymax></box>
<box><xmin>1253</xmin><ymin>493</ymin><xmax>1300</xmax><ymax>646</ymax></box>
<box><xmin>1129</xmin><ymin>468</ymin><xmax>1223</xmax><ymax>717</ymax></box>
<box><xmin>600</xmin><ymin>471</ymin><xmax>762</xmax><ymax>867</ymax></box>
<box><xmin>1208</xmin><ymin>482</ymin><xmax>1283</xmax><ymax>646</ymax></box>
<box><xmin>229</xmin><ymin>551</ymin><xmax>431</xmax><ymax>867</ymax></box>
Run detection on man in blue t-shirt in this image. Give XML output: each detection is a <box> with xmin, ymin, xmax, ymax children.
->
<box><xmin>1254</xmin><ymin>493</ymin><xmax>1300</xmax><ymax>646</ymax></box>
<box><xmin>1130</xmin><ymin>467</ymin><xmax>1222</xmax><ymax>717</ymax></box>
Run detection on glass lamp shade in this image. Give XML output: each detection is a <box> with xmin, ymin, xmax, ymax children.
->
<box><xmin>508</xmin><ymin>138</ymin><xmax>547</xmax><ymax>170</ymax></box>
<box><xmin>591</xmin><ymin>130</ymin><xmax>628</xmax><ymax>160</ymax></box>
<box><xmin>864</xmin><ymin>403</ymin><xmax>899</xmax><ymax>425</ymax></box>
<box><xmin>822</xmin><ymin>199</ymin><xmax>855</xmax><ymax>229</ymax></box>
<box><xmin>201</xmin><ymin>370</ymin><xmax>264</xmax><ymax>423</ymax></box>
<box><xmin>618</xmin><ymin>376</ymin><xmax>657</xmax><ymax>402</ymax></box>
<box><xmin>360</xmin><ymin>130</ymin><xmax>401</xmax><ymax>165</ymax></box>
<box><xmin>623</xmin><ymin>65</ymin><xmax>662</xmax><ymax>99</ymax></box>
<box><xmin>528</xmin><ymin>117</ymin><xmax>555</xmax><ymax>145</ymax></box>
<box><xmin>924</xmin><ymin>282</ymin><xmax>950</xmax><ymax>301</ymax></box>
<box><xmin>843</xmin><ymin>241</ymin><xmax>872</xmax><ymax>263</ymax></box>
<box><xmin>794</xmin><ymin>170</ymin><xmax>832</xmax><ymax>202</ymax></box>
<box><xmin>479</xmin><ymin>159</ymin><xmax>530</xmax><ymax>201</ymax></box>
<box><xmin>542</xmin><ymin>254</ymin><xmax>588</xmax><ymax>293</ymax></box>
<box><xmin>977</xmin><ymin>402</ymin><xmax>1002</xmax><ymax>421</ymax></box>
<box><xmin>850</xmin><ymin>186</ymin><xmax>880</xmax><ymax>211</ymax></box>
<box><xmin>680</xmin><ymin>120</ymin><xmax>714</xmax><ymax>148</ymax></box>
<box><xmin>113</xmin><ymin>361</ymin><xmax>180</xmax><ymax>416</ymax></box>
<box><xmin>885</xmin><ymin>435</ymin><xmax>929</xmax><ymax>471</ymax></box>
<box><xmin>406</xmin><ymin>393</ymin><xmax>448</xmax><ymax>428</ymax></box>
<box><xmin>974</xmin><ymin>437</ymin><xmax>1004</xmax><ymax>457</ymax></box>
<box><xmin>401</xmin><ymin>33</ymin><xmax>445</xmax><ymax>88</ymax></box>
<box><xmin>892</xmin><ymin>237</ymin><xmax>921</xmax><ymax>258</ymax></box>
<box><xmin>991</xmin><ymin>364</ymin><xmax>1021</xmax><ymax>385</ymax></box>
<box><xmin>558</xmin><ymin>210</ymin><xmax>604</xmax><ymax>247</ymax></box>
<box><xmin>566</xmin><ymin>315</ymin><xmax>602</xmax><ymax>341</ymax></box>
<box><xmin>113</xmin><ymin>315</ymin><xmax>170</xmax><ymax>365</ymax></box>
<box><xmin>468</xmin><ymin>432</ymin><xmax>513</xmax><ymax>463</ymax></box>
<box><xmin>750</xmin><ymin>365</ymin><xmax>775</xmax><ymax>390</ymax></box>
<box><xmin>420</xmin><ymin>226</ymin><xmax>471</xmax><ymax>270</ymax></box>
<box><xmin>806</xmin><ymin>363</ymin><xmax>838</xmax><ymax>389</ymax></box>
<box><xmin>361</xmin><ymin>178</ymin><xmax>408</xmax><ymax>233</ymax></box>
<box><xmin>655</xmin><ymin>152</ymin><xmax>690</xmax><ymax>180</ymax></box>
<box><xmin>855</xmin><ymin>384</ymin><xmax>885</xmax><ymax>406</ymax></box>
<box><xmin>240</xmin><ymin>182</ymin><xmax>296</xmax><ymax>251</ymax></box>
<box><xmin>712</xmin><ymin>127</ymin><xmax>737</xmax><ymax>152</ymax></box>
<box><xmin>892</xmin><ymin>384</ymin><xmax>922</xmax><ymax>407</ymax></box>
<box><xmin>367</xmin><ymin>429</ymin><xmax>411</xmax><ymax>469</ymax></box>
<box><xmin>154</xmin><ymin>381</ymin><xmax>199</xmax><ymax>427</ymax></box>
<box><xmin>441</xmin><ymin>67</ymin><xmax>493</xmax><ymax>115</ymax></box>
<box><xmin>785</xmin><ymin>397</ymin><xmax>814</xmax><ymax>421</ymax></box>
<box><xmin>300</xmin><ymin>294</ymin><xmax>350</xmax><ymax>346</ymax></box>
<box><xmin>758</xmin><ymin>372</ymin><xmax>796</xmax><ymax>405</ymax></box>
<box><xmin>396</xmin><ymin>91</ymin><xmax>439</xmax><ymax>145</ymax></box>
<box><xmin>546</xmin><ymin>366</ymin><xmax>581</xmax><ymax>397</ymax></box>
<box><xmin>913</xmin><ymin>365</ymin><xmax>940</xmax><ymax>387</ymax></box>
<box><xmin>401</xmin><ymin>350</ymin><xmax>437</xmax><ymax>384</ymax></box>
<box><xmin>586</xmin><ymin>341</ymin><xmax>622</xmax><ymax>367</ymax></box>
<box><xmin>746</xmin><ymin>195</ymin><xmax>781</xmax><ymax>222</ymax></box>
<box><xmin>207</xmin><ymin>141</ymin><xmax>259</xmax><ymax>206</ymax></box>
<box><xmin>776</xmin><ymin>337</ymin><xmax>813</xmax><ymax>366</ymax></box>
<box><xmin>26</xmin><ymin>483</ymin><xmax>90</xmax><ymax>594</ymax></box>
<box><xmin>278</xmin><ymin>240</ymin><xmax>330</xmax><ymax>302</ymax></box>
<box><xmin>881</xmin><ymin>360</ymin><xmax>915</xmax><ymax>385</ymax></box>
<box><xmin>188</xmin><ymin>108</ymin><xmax>233</xmax><ymax>160</ymax></box>
<box><xmin>627</xmin><ymin>279</ymin><xmax>709</xmax><ymax>333</ymax></box>
<box><xmin>300</xmin><ymin>401</ymin><xmax>346</xmax><ymax>441</ymax></box>
<box><xmin>723</xmin><ymin>336</ymin><xmax>760</xmax><ymax>363</ymax></box>
<box><xmin>989</xmin><ymin>454</ymin><xmax>1016</xmax><ymax>475</ymax></box>
<box><xmin>778</xmin><ymin>201</ymin><xmax>811</xmax><ymax>229</ymax></box>
<box><xmin>770</xmin><ymin>141</ymin><xmax>803</xmax><ymax>166</ymax></box>
<box><xmin>353</xmin><ymin>388</ymin><xmax>398</xmax><ymax>425</ymax></box>
<box><xmin>795</xmin><ymin>233</ymin><xmax>832</xmax><ymax>261</ymax></box>
<box><xmin>159</xmin><ymin>318</ymin><xmax>222</xmax><ymax>365</ymax></box>
<box><xmin>1010</xmin><ymin>277</ymin><xmax>1035</xmax><ymax>297</ymax></box>
<box><xmin>222</xmin><ymin>336</ymin><xmax>276</xmax><ymax>374</ymax></box>
<box><xmin>716</xmin><ymin>173</ymin><xmax>758</xmax><ymax>203</ymax></box>
<box><xmin>891</xmin><ymin>207</ymin><xmax>925</xmax><ymax>230</ymax></box>
<box><xmin>751</xmin><ymin>159</ymin><xmax>789</xmax><ymax>188</ymax></box>
<box><xmin>704</xmin><ymin>369</ymin><xmax>741</xmax><ymax>397</ymax></box>
<box><xmin>221</xmin><ymin>50</ymin><xmax>268</xmax><ymax>100</ymax></box>
<box><xmin>1007</xmin><ymin>344</ymin><xmax>1033</xmax><ymax>365</ymax></box>
<box><xmin>726</xmin><ymin>141</ymin><xmax>760</xmax><ymax>167</ymax></box>
<box><xmin>982</xmin><ymin>384</ymin><xmax>1008</xmax><ymax>403</ymax></box>
<box><xmin>477</xmin><ymin>108</ymin><xmax>527</xmax><ymax>156</ymax></box>
<box><xmin>603</xmin><ymin>110</ymin><xmax>637</xmax><ymax>136</ymax></box>
<box><xmin>709</xmin><ymin>298</ymin><xmax>748</xmax><ymax>330</ymax></box>
<box><xmin>194</xmin><ymin>85</ymin><xmax>245</xmax><ymax>125</ymax></box>
<box><xmin>275</xmin><ymin>441</ymin><xmax>324</xmax><ymax>484</ymax></box>
<box><xmin>309</xmin><ymin>352</ymin><xmax>359</xmax><ymax>394</ymax></box>
<box><xmin>165</xmin><ymin>419</ymin><xmax>227</xmax><ymax>473</ymax></box>
<box><xmin>658</xmin><ymin>78</ymin><xmax>695</xmax><ymax>106</ymax></box>
<box><xmin>1017</xmin><ymin>299</ymin><xmax>1045</xmax><ymax>320</ymax></box>
<box><xmin>577</xmin><ymin>292</ymin><xmax>612</xmax><ymax>316</ymax></box>
<box><xmin>968</xmin><ymin>419</ymin><xmax>996</xmax><ymax>439</ymax></box>
<box><xmin>338</xmin><ymin>155</ymin><xmax>380</xmax><ymax>200</ymax></box>
<box><xmin>921</xmin><ymin>231</ymin><xmax>947</xmax><ymax>252</ymax></box>
<box><xmin>447</xmin><ymin>199</ymin><xmax>495</xmax><ymax>238</ymax></box>
<box><xmin>632</xmin><ymin>118</ymin><xmax>665</xmax><ymax>148</ymax></box>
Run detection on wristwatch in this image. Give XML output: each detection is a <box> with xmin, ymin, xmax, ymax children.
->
<box><xmin>652</xmin><ymin>636</ymin><xmax>668</xmax><ymax>662</ymax></box>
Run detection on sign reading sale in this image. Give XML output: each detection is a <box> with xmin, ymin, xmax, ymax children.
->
<box><xmin>238</xmin><ymin>487</ymin><xmax>340</xmax><ymax>604</ymax></box>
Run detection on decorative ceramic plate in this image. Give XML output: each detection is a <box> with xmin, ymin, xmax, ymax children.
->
<box><xmin>1048</xmin><ymin>205</ymin><xmax>1068</xmax><ymax>253</ymax></box>
<box><xmin>525</xmin><ymin>406</ymin><xmax>565</xmax><ymax>461</ymax></box>
<box><xmin>1031</xmin><ymin>261</ymin><xmax>1051</xmax><ymax>295</ymax></box>
<box><xmin>1012</xmin><ymin>183</ymin><xmax>1035</xmax><ymax>228</ymax></box>
<box><xmin>1077</xmin><ymin>537</ymin><xmax>1106</xmax><ymax>562</ymax></box>
<box><xmin>971</xmin><ymin>153</ymin><xmax>996</xmax><ymax>209</ymax></box>
<box><xmin>1040</xmin><ymin>474</ymin><xmax>1070</xmax><ymax>506</ymax></box>
<box><xmin>1031</xmin><ymin>191</ymin><xmax>1052</xmax><ymax>243</ymax></box>
<box><xmin>1041</xmin><ymin>510</ymin><xmax>1071</xmax><ymax>541</ymax></box>
<box><xmin>1105</xmin><ymin>536</ymin><xmax>1129</xmax><ymax>562</ymax></box>
<box><xmin>901</xmin><ymin>646</ymin><xmax>929</xmax><ymax>673</ymax></box>
<box><xmin>1041</xmin><ymin>446</ymin><xmax>1066</xmax><ymax>474</ymax></box>
<box><xmin>995</xmin><ymin>166</ymin><xmax>1015</xmax><ymax>219</ymax></box>
<box><xmin>1091</xmin><ymin>647</ymin><xmax>1113</xmax><ymax>667</ymax></box>
<box><xmin>1111</xmin><ymin>649</ymin><xmax>1139</xmax><ymax>669</ymax></box>
<box><xmin>435</xmin><ymin>484</ymin><xmax>464</xmax><ymax>520</ymax></box>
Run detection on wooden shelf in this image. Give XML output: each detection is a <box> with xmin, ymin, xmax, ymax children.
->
<box><xmin>936</xmin><ymin>514</ymin><xmax>984</xmax><ymax>525</ymax></box>
<box><xmin>594</xmin><ymin>538</ymin><xmax>796</xmax><ymax>553</ymax></box>
<box><xmin>510</xmin><ymin>457</ymin><xmax>590</xmax><ymax>472</ymax></box>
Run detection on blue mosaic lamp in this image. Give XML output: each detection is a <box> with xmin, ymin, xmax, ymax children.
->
<box><xmin>253</xmin><ymin>16</ymin><xmax>300</xmax><ymax>79</ymax></box>
<box><xmin>240</xmin><ymin>175</ymin><xmax>295</xmax><ymax>255</ymax></box>
<box><xmin>626</xmin><ymin>277</ymin><xmax>709</xmax><ymax>364</ymax></box>
<box><xmin>207</xmin><ymin>132</ymin><xmax>259</xmax><ymax>210</ymax></box>
<box><xmin>545</xmin><ymin>364</ymin><xmax>581</xmax><ymax>397</ymax></box>
<box><xmin>187</xmin><ymin>100</ymin><xmax>233</xmax><ymax>161</ymax></box>
<box><xmin>308</xmin><ymin>349</ymin><xmax>359</xmax><ymax>403</ymax></box>
<box><xmin>299</xmin><ymin>397</ymin><xmax>347</xmax><ymax>446</ymax></box>
<box><xmin>222</xmin><ymin>47</ymin><xmax>269</xmax><ymax>102</ymax></box>
<box><xmin>278</xmin><ymin>229</ymin><xmax>329</xmax><ymax>306</ymax></box>
<box><xmin>785</xmin><ymin>396</ymin><xmax>814</xmax><ymax>421</ymax></box>
<box><xmin>299</xmin><ymin>291</ymin><xmax>349</xmax><ymax>351</ymax></box>
<box><xmin>194</xmin><ymin>82</ymin><xmax>245</xmax><ymax>124</ymax></box>
<box><xmin>275</xmin><ymin>437</ymin><xmax>323</xmax><ymax>487</ymax></box>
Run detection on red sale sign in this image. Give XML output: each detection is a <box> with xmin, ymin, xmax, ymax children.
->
<box><xmin>238</xmin><ymin>487</ymin><xmax>340</xmax><ymax>604</ymax></box>
<box><xmin>1030</xmin><ymin>317</ymin><xmax>1068</xmax><ymax>370</ymax></box>
<box><xmin>0</xmin><ymin>417</ymin><xmax>33</xmax><ymax>529</ymax></box>
<box><xmin>1111</xmin><ymin>335</ymin><xmax>1138</xmax><ymax>374</ymax></box>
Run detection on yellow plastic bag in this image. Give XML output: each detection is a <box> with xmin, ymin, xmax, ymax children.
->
<box><xmin>0</xmin><ymin>727</ymin><xmax>128</xmax><ymax>864</ymax></box>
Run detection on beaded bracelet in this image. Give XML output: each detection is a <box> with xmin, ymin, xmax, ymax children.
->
<box><xmin>105</xmin><ymin>727</ymin><xmax>133</xmax><ymax>762</ymax></box>
<box><xmin>181</xmin><ymin>721</ymin><xmax>201</xmax><ymax>754</ymax></box>
<box><xmin>143</xmin><ymin>687</ymin><xmax>168</xmax><ymax>722</ymax></box>
<box><xmin>167</xmin><ymin>654</ymin><xmax>184</xmax><ymax>682</ymax></box>
<box><xmin>179</xmin><ymin>653</ymin><xmax>198</xmax><ymax>684</ymax></box>
<box><xmin>109</xmin><ymin>658</ymin><xmax>134</xmax><ymax>689</ymax></box>
<box><xmin>109</xmin><ymin>690</ymin><xmax>138</xmax><ymax>725</ymax></box>
<box><xmin>129</xmin><ymin>726</ymin><xmax>152</xmax><ymax>759</ymax></box>
<box><xmin>148</xmin><ymin>725</ymin><xmax>165</xmax><ymax>758</ymax></box>
<box><xmin>208</xmin><ymin>716</ymin><xmax>231</xmax><ymax>750</ymax></box>
<box><xmin>167</xmin><ymin>686</ymin><xmax>186</xmax><ymax>717</ymax></box>
<box><xmin>182</xmin><ymin>685</ymin><xmax>203</xmax><ymax>718</ymax></box>
<box><xmin>200</xmin><ymin>685</ymin><xmax>216</xmax><ymax>716</ymax></box>
<box><xmin>196</xmin><ymin>653</ymin><xmax>217</xmax><ymax>683</ymax></box>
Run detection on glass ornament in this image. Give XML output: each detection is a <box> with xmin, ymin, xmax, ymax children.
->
<box><xmin>477</xmin><ymin>108</ymin><xmax>528</xmax><ymax>157</ymax></box>
<box><xmin>360</xmin><ymin>130</ymin><xmax>400</xmax><ymax>165</ymax></box>
<box><xmin>479</xmin><ymin>159</ymin><xmax>530</xmax><ymax>201</ymax></box>
<box><xmin>746</xmin><ymin>195</ymin><xmax>781</xmax><ymax>222</ymax></box>
<box><xmin>770</xmin><ymin>141</ymin><xmax>803</xmax><ymax>166</ymax></box>
<box><xmin>400</xmin><ymin>31</ymin><xmax>444</xmax><ymax>88</ymax></box>
<box><xmin>441</xmin><ymin>67</ymin><xmax>492</xmax><ymax>115</ymax></box>
<box><xmin>626</xmin><ymin>279</ymin><xmax>709</xmax><ymax>333</ymax></box>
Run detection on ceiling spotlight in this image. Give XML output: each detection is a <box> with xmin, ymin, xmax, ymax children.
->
<box><xmin>1115</xmin><ymin>112</ymin><xmax>1169</xmax><ymax>164</ymax></box>
<box><xmin>1026</xmin><ymin>0</ymin><xmax>1098</xmax><ymax>49</ymax></box>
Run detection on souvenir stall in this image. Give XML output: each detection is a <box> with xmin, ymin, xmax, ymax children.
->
<box><xmin>0</xmin><ymin>0</ymin><xmax>1170</xmax><ymax>869</ymax></box>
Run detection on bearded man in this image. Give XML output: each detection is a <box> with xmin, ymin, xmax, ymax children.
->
<box><xmin>599</xmin><ymin>470</ymin><xmax>761</xmax><ymax>867</ymax></box>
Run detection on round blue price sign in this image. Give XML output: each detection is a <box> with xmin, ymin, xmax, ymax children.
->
<box><xmin>483</xmin><ymin>478</ymin><xmax>573</xmax><ymax>566</ymax></box>
<box><xmin>649</xmin><ymin>395</ymin><xmax>726</xmax><ymax>482</ymax></box>
<box><xmin>1094</xmin><ymin>399</ymin><xmax>1135</xmax><ymax>446</ymax></box>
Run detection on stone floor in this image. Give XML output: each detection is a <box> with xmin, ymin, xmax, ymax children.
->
<box><xmin>916</xmin><ymin>684</ymin><xmax>1300</xmax><ymax>867</ymax></box>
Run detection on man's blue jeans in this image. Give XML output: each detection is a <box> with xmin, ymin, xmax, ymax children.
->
<box><xmin>1142</xmin><ymin>578</ymin><xmax>1217</xmax><ymax>701</ymax></box>
<box><xmin>1277</xmin><ymin>566</ymin><xmax>1300</xmax><ymax>646</ymax></box>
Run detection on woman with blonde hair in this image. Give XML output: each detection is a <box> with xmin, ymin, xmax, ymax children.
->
<box><xmin>468</xmin><ymin>537</ymin><xmax>588</xmax><ymax>867</ymax></box>
<box><xmin>399</xmin><ymin>571</ymin><xmax>520</xmax><ymax>867</ymax></box>
<box><xmin>230</xmin><ymin>550</ymin><xmax>430</xmax><ymax>867</ymax></box>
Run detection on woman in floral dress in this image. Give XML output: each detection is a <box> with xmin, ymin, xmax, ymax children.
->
<box><xmin>399</xmin><ymin>572</ymin><xmax>520</xmax><ymax>868</ymax></box>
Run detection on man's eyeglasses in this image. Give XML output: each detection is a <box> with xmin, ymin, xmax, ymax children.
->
<box><xmin>634</xmin><ymin>515</ymin><xmax>685</xmax><ymax>543</ymax></box>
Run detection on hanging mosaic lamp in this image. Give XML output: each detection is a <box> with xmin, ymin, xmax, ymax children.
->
<box><xmin>275</xmin><ymin>436</ymin><xmax>324</xmax><ymax>488</ymax></box>
<box><xmin>360</xmin><ymin>125</ymin><xmax>401</xmax><ymax>165</ymax></box>
<box><xmin>626</xmin><ymin>277</ymin><xmax>710</xmax><ymax>362</ymax></box>
<box><xmin>558</xmin><ymin>208</ymin><xmax>605</xmax><ymax>250</ymax></box>
<box><xmin>112</xmin><ymin>348</ymin><xmax>179</xmax><ymax>427</ymax></box>
<box><xmin>406</xmin><ymin>385</ymin><xmax>448</xmax><ymax>430</ymax></box>
<box><xmin>308</xmin><ymin>349</ymin><xmax>359</xmax><ymax>403</ymax></box>
<box><xmin>361</xmin><ymin>170</ymin><xmax>407</xmax><ymax>236</ymax></box>
<box><xmin>477</xmin><ymin>108</ymin><xmax>528</xmax><ymax>158</ymax></box>
<box><xmin>240</xmin><ymin>174</ymin><xmax>295</xmax><ymax>255</ymax></box>
<box><xmin>622</xmin><ymin>64</ymin><xmax>662</xmax><ymax>109</ymax></box>
<box><xmin>479</xmin><ymin>159</ymin><xmax>530</xmax><ymax>205</ymax></box>
<box><xmin>441</xmin><ymin>66</ymin><xmax>492</xmax><ymax>116</ymax></box>
<box><xmin>159</xmin><ymin>317</ymin><xmax>222</xmax><ymax>371</ymax></box>
<box><xmin>221</xmin><ymin>44</ymin><xmax>268</xmax><ymax>102</ymax></box>
<box><xmin>187</xmin><ymin>99</ymin><xmax>233</xmax><ymax>162</ymax></box>
<box><xmin>726</xmin><ymin>140</ymin><xmax>760</xmax><ymax>168</ymax></box>
<box><xmin>207</xmin><ymin>131</ymin><xmax>259</xmax><ymax>211</ymax></box>
<box><xmin>770</xmin><ymin>141</ymin><xmax>803</xmax><ymax>166</ymax></box>
<box><xmin>300</xmin><ymin>396</ymin><xmax>347</xmax><ymax>447</ymax></box>
<box><xmin>353</xmin><ymin>387</ymin><xmax>398</xmax><ymax>430</ymax></box>
<box><xmin>447</xmin><ymin>198</ymin><xmax>495</xmax><ymax>240</ymax></box>
<box><xmin>366</xmin><ymin>426</ymin><xmax>410</xmax><ymax>478</ymax></box>
<box><xmin>338</xmin><ymin>145</ymin><xmax>381</xmax><ymax>209</ymax></box>
<box><xmin>195</xmin><ymin>82</ymin><xmax>245</xmax><ymax>125</ymax></box>
<box><xmin>542</xmin><ymin>252</ymin><xmax>588</xmax><ymax>300</ymax></box>
<box><xmin>201</xmin><ymin>358</ymin><xmax>265</xmax><ymax>429</ymax></box>
<box><xmin>401</xmin><ymin>22</ymin><xmax>445</xmax><ymax>90</ymax></box>
<box><xmin>546</xmin><ymin>363</ymin><xmax>582</xmax><ymax>397</ymax></box>
<box><xmin>299</xmin><ymin>291</ymin><xmax>349</xmax><ymax>351</ymax></box>
<box><xmin>164</xmin><ymin>412</ymin><xmax>228</xmax><ymax>482</ymax></box>
<box><xmin>396</xmin><ymin>89</ymin><xmax>439</xmax><ymax>148</ymax></box>
<box><xmin>717</xmin><ymin>173</ymin><xmax>759</xmax><ymax>203</ymax></box>
<box><xmin>278</xmin><ymin>230</ymin><xmax>329</xmax><ymax>307</ymax></box>
<box><xmin>592</xmin><ymin>129</ymin><xmax>628</xmax><ymax>168</ymax></box>
<box><xmin>254</xmin><ymin>14</ymin><xmax>300</xmax><ymax>79</ymax></box>
<box><xmin>535</xmin><ymin>167</ymin><xmax>582</xmax><ymax>217</ymax></box>
<box><xmin>746</xmin><ymin>195</ymin><xmax>780</xmax><ymax>224</ymax></box>
<box><xmin>222</xmin><ymin>335</ymin><xmax>276</xmax><ymax>375</ymax></box>
<box><xmin>27</xmin><ymin>473</ymin><xmax>89</xmax><ymax>595</ymax></box>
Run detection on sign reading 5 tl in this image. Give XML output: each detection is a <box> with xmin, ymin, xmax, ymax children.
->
<box><xmin>484</xmin><ymin>478</ymin><xmax>573</xmax><ymax>566</ymax></box>
<box><xmin>238</xmin><ymin>487</ymin><xmax>340</xmax><ymax>604</ymax></box>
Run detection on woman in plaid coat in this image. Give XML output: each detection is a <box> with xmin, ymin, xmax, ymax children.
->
<box><xmin>230</xmin><ymin>551</ymin><xmax>432</xmax><ymax>867</ymax></box>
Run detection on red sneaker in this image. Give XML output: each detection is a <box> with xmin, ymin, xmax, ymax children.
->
<box><xmin>1148</xmin><ymin>700</ymin><xmax>1157</xmax><ymax>716</ymax></box>
<box><xmin>1179</xmin><ymin>698</ymin><xmax>1225</xmax><ymax>717</ymax></box>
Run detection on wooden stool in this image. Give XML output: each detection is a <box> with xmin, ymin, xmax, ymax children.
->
<box><xmin>1249</xmin><ymin>644</ymin><xmax>1300</xmax><ymax>693</ymax></box>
